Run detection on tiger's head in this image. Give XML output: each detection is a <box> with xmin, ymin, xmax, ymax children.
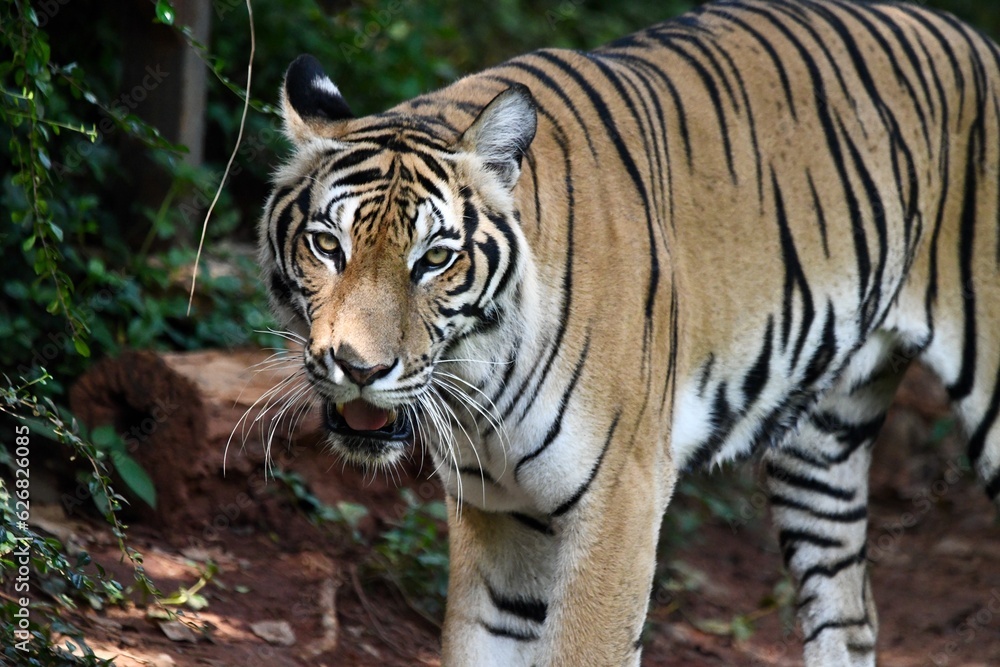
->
<box><xmin>260</xmin><ymin>55</ymin><xmax>537</xmax><ymax>466</ymax></box>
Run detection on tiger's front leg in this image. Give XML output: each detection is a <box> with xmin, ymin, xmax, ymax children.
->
<box><xmin>442</xmin><ymin>430</ymin><xmax>673</xmax><ymax>666</ymax></box>
<box><xmin>442</xmin><ymin>503</ymin><xmax>557</xmax><ymax>667</ymax></box>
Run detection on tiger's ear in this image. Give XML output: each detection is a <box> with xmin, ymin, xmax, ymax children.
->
<box><xmin>281</xmin><ymin>54</ymin><xmax>354</xmax><ymax>144</ymax></box>
<box><xmin>457</xmin><ymin>84</ymin><xmax>537</xmax><ymax>190</ymax></box>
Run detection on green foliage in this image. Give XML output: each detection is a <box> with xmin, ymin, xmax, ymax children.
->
<box><xmin>1</xmin><ymin>0</ymin><xmax>280</xmax><ymax>403</ymax></box>
<box><xmin>271</xmin><ymin>468</ymin><xmax>369</xmax><ymax>539</ymax></box>
<box><xmin>89</xmin><ymin>425</ymin><xmax>157</xmax><ymax>509</ymax></box>
<box><xmin>157</xmin><ymin>561</ymin><xmax>217</xmax><ymax>611</ymax></box>
<box><xmin>204</xmin><ymin>0</ymin><xmax>696</xmax><ymax>189</ymax></box>
<box><xmin>366</xmin><ymin>488</ymin><xmax>449</xmax><ymax>623</ymax></box>
<box><xmin>0</xmin><ymin>377</ymin><xmax>161</xmax><ymax>665</ymax></box>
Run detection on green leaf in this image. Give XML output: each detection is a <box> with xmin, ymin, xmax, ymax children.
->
<box><xmin>90</xmin><ymin>424</ymin><xmax>119</xmax><ymax>449</ymax></box>
<box><xmin>155</xmin><ymin>0</ymin><xmax>176</xmax><ymax>25</ymax></box>
<box><xmin>692</xmin><ymin>618</ymin><xmax>733</xmax><ymax>636</ymax></box>
<box><xmin>47</xmin><ymin>220</ymin><xmax>63</xmax><ymax>242</ymax></box>
<box><xmin>336</xmin><ymin>501</ymin><xmax>369</xmax><ymax>528</ymax></box>
<box><xmin>112</xmin><ymin>451</ymin><xmax>158</xmax><ymax>509</ymax></box>
<box><xmin>73</xmin><ymin>337</ymin><xmax>91</xmax><ymax>357</ymax></box>
<box><xmin>731</xmin><ymin>615</ymin><xmax>755</xmax><ymax>642</ymax></box>
<box><xmin>186</xmin><ymin>592</ymin><xmax>209</xmax><ymax>610</ymax></box>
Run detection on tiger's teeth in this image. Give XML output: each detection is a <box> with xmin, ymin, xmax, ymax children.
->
<box><xmin>386</xmin><ymin>409</ymin><xmax>397</xmax><ymax>423</ymax></box>
<box><xmin>336</xmin><ymin>402</ymin><xmax>345</xmax><ymax>415</ymax></box>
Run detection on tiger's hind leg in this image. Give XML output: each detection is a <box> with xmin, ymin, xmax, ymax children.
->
<box><xmin>923</xmin><ymin>340</ymin><xmax>1000</xmax><ymax>536</ymax></box>
<box><xmin>765</xmin><ymin>352</ymin><xmax>906</xmax><ymax>667</ymax></box>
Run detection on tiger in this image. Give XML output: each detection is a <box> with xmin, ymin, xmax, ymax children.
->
<box><xmin>258</xmin><ymin>0</ymin><xmax>1000</xmax><ymax>664</ymax></box>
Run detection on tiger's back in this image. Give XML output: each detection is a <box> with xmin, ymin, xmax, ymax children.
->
<box><xmin>261</xmin><ymin>1</ymin><xmax>1000</xmax><ymax>664</ymax></box>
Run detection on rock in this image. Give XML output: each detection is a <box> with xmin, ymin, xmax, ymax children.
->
<box><xmin>251</xmin><ymin>620</ymin><xmax>297</xmax><ymax>646</ymax></box>
<box><xmin>158</xmin><ymin>620</ymin><xmax>200</xmax><ymax>643</ymax></box>
<box><xmin>148</xmin><ymin>653</ymin><xmax>177</xmax><ymax>667</ymax></box>
<box><xmin>302</xmin><ymin>577</ymin><xmax>340</xmax><ymax>657</ymax></box>
<box><xmin>932</xmin><ymin>537</ymin><xmax>974</xmax><ymax>558</ymax></box>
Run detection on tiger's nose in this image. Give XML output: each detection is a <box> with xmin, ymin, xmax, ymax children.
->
<box><xmin>334</xmin><ymin>355</ymin><xmax>393</xmax><ymax>387</ymax></box>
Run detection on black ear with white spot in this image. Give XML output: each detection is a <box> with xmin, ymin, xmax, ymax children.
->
<box><xmin>457</xmin><ymin>84</ymin><xmax>537</xmax><ymax>190</ymax></box>
<box><xmin>282</xmin><ymin>54</ymin><xmax>353</xmax><ymax>143</ymax></box>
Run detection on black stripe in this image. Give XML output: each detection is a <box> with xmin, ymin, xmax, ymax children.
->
<box><xmin>778</xmin><ymin>528</ymin><xmax>844</xmax><ymax>560</ymax></box>
<box><xmin>802</xmin><ymin>301</ymin><xmax>837</xmax><ymax>387</ymax></box>
<box><xmin>836</xmin><ymin>111</ymin><xmax>889</xmax><ymax>332</ymax></box>
<box><xmin>485</xmin><ymin>582</ymin><xmax>548</xmax><ymax>624</ymax></box>
<box><xmin>501</xmin><ymin>61</ymin><xmax>598</xmax><ymax>157</ymax></box>
<box><xmin>510</xmin><ymin>512</ymin><xmax>555</xmax><ymax>536</ymax></box>
<box><xmin>479</xmin><ymin>620</ymin><xmax>538</xmax><ymax>642</ymax></box>
<box><xmin>642</xmin><ymin>29</ymin><xmax>737</xmax><ymax>181</ymax></box>
<box><xmin>770</xmin><ymin>493</ymin><xmax>867</xmax><ymax>523</ymax></box>
<box><xmin>946</xmin><ymin>131</ymin><xmax>982</xmax><ymax>401</ymax></box>
<box><xmin>969</xmin><ymin>362</ymin><xmax>1000</xmax><ymax>465</ymax></box>
<box><xmin>779</xmin><ymin>528</ymin><xmax>845</xmax><ymax>566</ymax></box>
<box><xmin>333</xmin><ymin>167</ymin><xmax>384</xmax><ymax>189</ymax></box>
<box><xmin>683</xmin><ymin>380</ymin><xmax>740</xmax><ymax>470</ymax></box>
<box><xmin>703</xmin><ymin>5</ymin><xmax>797</xmax><ymax>121</ymax></box>
<box><xmin>515</xmin><ymin>336</ymin><xmax>591</xmax><ymax>480</ymax></box>
<box><xmin>479</xmin><ymin>211</ymin><xmax>521</xmax><ymax>308</ymax></box>
<box><xmin>413</xmin><ymin>169</ymin><xmax>445</xmax><ymax>202</ymax></box>
<box><xmin>325</xmin><ymin>145</ymin><xmax>382</xmax><ymax>172</ymax></box>
<box><xmin>494</xmin><ymin>110</ymin><xmax>574</xmax><ymax>421</ymax></box>
<box><xmin>772</xmin><ymin>170</ymin><xmax>816</xmax><ymax>367</ymax></box>
<box><xmin>742</xmin><ymin>316</ymin><xmax>774</xmax><ymax>407</ymax></box>
<box><xmin>798</xmin><ymin>546</ymin><xmax>867</xmax><ymax>588</ymax></box>
<box><xmin>767</xmin><ymin>462</ymin><xmax>856</xmax><ymax>501</ymax></box>
<box><xmin>458</xmin><ymin>466</ymin><xmax>495</xmax><ymax>484</ymax></box>
<box><xmin>803</xmin><ymin>617</ymin><xmax>870</xmax><ymax>644</ymax></box>
<box><xmin>807</xmin><ymin>0</ymin><xmax>930</xmax><ymax>258</ymax></box>
<box><xmin>702</xmin><ymin>34</ymin><xmax>764</xmax><ymax>204</ymax></box>
<box><xmin>597</xmin><ymin>54</ymin><xmax>669</xmax><ymax>225</ymax></box>
<box><xmin>734</xmin><ymin>3</ymin><xmax>871</xmax><ymax>305</ymax></box>
<box><xmin>600</xmin><ymin>51</ymin><xmax>692</xmax><ymax>170</ymax></box>
<box><xmin>552</xmin><ymin>413</ymin><xmax>621</xmax><ymax>517</ymax></box>
<box><xmin>273</xmin><ymin>184</ymin><xmax>310</xmax><ymax>269</ymax></box>
<box><xmin>863</xmin><ymin>3</ymin><xmax>936</xmax><ymax>148</ymax></box>
<box><xmin>781</xmin><ymin>446</ymin><xmax>831</xmax><ymax>470</ymax></box>
<box><xmin>537</xmin><ymin>50</ymin><xmax>660</xmax><ymax>323</ymax></box>
<box><xmin>268</xmin><ymin>270</ymin><xmax>295</xmax><ymax>309</ymax></box>
<box><xmin>810</xmin><ymin>412</ymin><xmax>884</xmax><ymax>448</ymax></box>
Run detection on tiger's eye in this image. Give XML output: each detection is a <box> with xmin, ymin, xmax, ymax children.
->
<box><xmin>423</xmin><ymin>247</ymin><xmax>451</xmax><ymax>267</ymax></box>
<box><xmin>314</xmin><ymin>232</ymin><xmax>340</xmax><ymax>255</ymax></box>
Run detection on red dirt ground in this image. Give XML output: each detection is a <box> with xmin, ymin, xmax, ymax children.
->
<box><xmin>20</xmin><ymin>362</ymin><xmax>1000</xmax><ymax>666</ymax></box>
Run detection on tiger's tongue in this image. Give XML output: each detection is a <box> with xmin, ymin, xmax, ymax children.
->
<box><xmin>341</xmin><ymin>400</ymin><xmax>390</xmax><ymax>431</ymax></box>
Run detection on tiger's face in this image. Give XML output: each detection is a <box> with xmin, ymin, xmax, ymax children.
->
<box><xmin>261</xmin><ymin>56</ymin><xmax>536</xmax><ymax>465</ymax></box>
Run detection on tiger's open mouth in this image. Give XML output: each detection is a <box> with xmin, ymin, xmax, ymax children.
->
<box><xmin>323</xmin><ymin>399</ymin><xmax>413</xmax><ymax>449</ymax></box>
